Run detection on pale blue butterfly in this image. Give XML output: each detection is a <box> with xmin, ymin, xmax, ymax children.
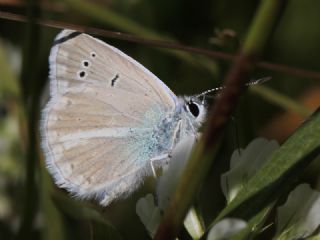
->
<box><xmin>41</xmin><ymin>30</ymin><xmax>207</xmax><ymax>206</ymax></box>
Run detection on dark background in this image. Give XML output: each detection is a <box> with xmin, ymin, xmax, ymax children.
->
<box><xmin>0</xmin><ymin>0</ymin><xmax>319</xmax><ymax>239</ymax></box>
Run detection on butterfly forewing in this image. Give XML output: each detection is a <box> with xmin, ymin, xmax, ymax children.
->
<box><xmin>42</xmin><ymin>30</ymin><xmax>177</xmax><ymax>205</ymax></box>
<box><xmin>50</xmin><ymin>30</ymin><xmax>176</xmax><ymax>104</ymax></box>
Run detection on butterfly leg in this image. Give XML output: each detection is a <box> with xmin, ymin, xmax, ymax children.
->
<box><xmin>150</xmin><ymin>153</ymin><xmax>171</xmax><ymax>177</ymax></box>
<box><xmin>186</xmin><ymin>118</ymin><xmax>200</xmax><ymax>141</ymax></box>
<box><xmin>171</xmin><ymin>120</ymin><xmax>182</xmax><ymax>149</ymax></box>
<box><xmin>149</xmin><ymin>120</ymin><xmax>183</xmax><ymax>177</ymax></box>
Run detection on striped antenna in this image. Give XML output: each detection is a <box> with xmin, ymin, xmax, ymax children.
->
<box><xmin>196</xmin><ymin>76</ymin><xmax>271</xmax><ymax>98</ymax></box>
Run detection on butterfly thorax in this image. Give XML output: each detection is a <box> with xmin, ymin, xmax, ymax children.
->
<box><xmin>147</xmin><ymin>97</ymin><xmax>206</xmax><ymax>162</ymax></box>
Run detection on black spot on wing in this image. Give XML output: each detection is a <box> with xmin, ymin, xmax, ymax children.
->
<box><xmin>53</xmin><ymin>31</ymin><xmax>82</xmax><ymax>46</ymax></box>
<box><xmin>79</xmin><ymin>70</ymin><xmax>86</xmax><ymax>78</ymax></box>
<box><xmin>111</xmin><ymin>74</ymin><xmax>119</xmax><ymax>87</ymax></box>
<box><xmin>83</xmin><ymin>60</ymin><xmax>89</xmax><ymax>67</ymax></box>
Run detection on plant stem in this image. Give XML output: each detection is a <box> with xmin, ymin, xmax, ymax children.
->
<box><xmin>3</xmin><ymin>10</ymin><xmax>320</xmax><ymax>82</ymax></box>
<box><xmin>16</xmin><ymin>0</ymin><xmax>41</xmax><ymax>239</ymax></box>
<box><xmin>154</xmin><ymin>1</ymin><xmax>287</xmax><ymax>239</ymax></box>
<box><xmin>250</xmin><ymin>85</ymin><xmax>312</xmax><ymax>117</ymax></box>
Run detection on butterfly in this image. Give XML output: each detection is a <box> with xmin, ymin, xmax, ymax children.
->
<box><xmin>40</xmin><ymin>29</ymin><xmax>207</xmax><ymax>206</ymax></box>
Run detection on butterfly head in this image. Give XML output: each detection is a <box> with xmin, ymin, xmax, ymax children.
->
<box><xmin>183</xmin><ymin>96</ymin><xmax>207</xmax><ymax>128</ymax></box>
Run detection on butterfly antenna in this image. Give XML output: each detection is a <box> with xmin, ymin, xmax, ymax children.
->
<box><xmin>196</xmin><ymin>86</ymin><xmax>226</xmax><ymax>98</ymax></box>
<box><xmin>196</xmin><ymin>76</ymin><xmax>272</xmax><ymax>98</ymax></box>
<box><xmin>246</xmin><ymin>76</ymin><xmax>272</xmax><ymax>86</ymax></box>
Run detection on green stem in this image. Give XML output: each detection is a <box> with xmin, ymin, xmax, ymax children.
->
<box><xmin>0</xmin><ymin>43</ymin><xmax>20</xmax><ymax>97</ymax></box>
<box><xmin>154</xmin><ymin>1</ymin><xmax>287</xmax><ymax>239</ymax></box>
<box><xmin>16</xmin><ymin>0</ymin><xmax>41</xmax><ymax>239</ymax></box>
<box><xmin>250</xmin><ymin>85</ymin><xmax>312</xmax><ymax>117</ymax></box>
<box><xmin>242</xmin><ymin>0</ymin><xmax>285</xmax><ymax>54</ymax></box>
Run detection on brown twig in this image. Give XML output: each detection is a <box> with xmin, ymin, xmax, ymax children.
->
<box><xmin>1</xmin><ymin>11</ymin><xmax>320</xmax><ymax>80</ymax></box>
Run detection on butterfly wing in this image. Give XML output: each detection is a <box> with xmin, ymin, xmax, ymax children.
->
<box><xmin>49</xmin><ymin>30</ymin><xmax>176</xmax><ymax>103</ymax></box>
<box><xmin>41</xmin><ymin>30</ymin><xmax>177</xmax><ymax>205</ymax></box>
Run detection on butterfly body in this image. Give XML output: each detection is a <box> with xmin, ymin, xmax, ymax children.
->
<box><xmin>41</xmin><ymin>30</ymin><xmax>206</xmax><ymax>205</ymax></box>
<box><xmin>148</xmin><ymin>99</ymin><xmax>199</xmax><ymax>158</ymax></box>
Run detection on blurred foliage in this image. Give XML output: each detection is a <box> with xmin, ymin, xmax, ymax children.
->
<box><xmin>0</xmin><ymin>0</ymin><xmax>319</xmax><ymax>239</ymax></box>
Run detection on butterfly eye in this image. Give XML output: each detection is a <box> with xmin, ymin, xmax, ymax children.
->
<box><xmin>187</xmin><ymin>101</ymin><xmax>200</xmax><ymax>117</ymax></box>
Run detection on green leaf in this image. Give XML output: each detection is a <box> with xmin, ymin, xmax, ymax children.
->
<box><xmin>207</xmin><ymin>218</ymin><xmax>247</xmax><ymax>240</ymax></box>
<box><xmin>221</xmin><ymin>138</ymin><xmax>279</xmax><ymax>202</ymax></box>
<box><xmin>307</xmin><ymin>236</ymin><xmax>320</xmax><ymax>240</ymax></box>
<box><xmin>275</xmin><ymin>184</ymin><xmax>320</xmax><ymax>240</ymax></box>
<box><xmin>156</xmin><ymin>136</ymin><xmax>196</xmax><ymax>211</ymax></box>
<box><xmin>136</xmin><ymin>194</ymin><xmax>161</xmax><ymax>238</ymax></box>
<box><xmin>140</xmin><ymin>137</ymin><xmax>203</xmax><ymax>239</ymax></box>
<box><xmin>184</xmin><ymin>207</ymin><xmax>205</xmax><ymax>240</ymax></box>
<box><xmin>230</xmin><ymin>204</ymin><xmax>274</xmax><ymax>240</ymax></box>
<box><xmin>0</xmin><ymin>39</ymin><xmax>20</xmax><ymax>97</ymax></box>
<box><xmin>213</xmin><ymin>108</ymin><xmax>320</xmax><ymax>226</ymax></box>
<box><xmin>52</xmin><ymin>190</ymin><xmax>121</xmax><ymax>240</ymax></box>
<box><xmin>217</xmin><ymin>138</ymin><xmax>278</xmax><ymax>239</ymax></box>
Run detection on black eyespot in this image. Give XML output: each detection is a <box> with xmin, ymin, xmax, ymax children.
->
<box><xmin>83</xmin><ymin>60</ymin><xmax>89</xmax><ymax>67</ymax></box>
<box><xmin>79</xmin><ymin>71</ymin><xmax>86</xmax><ymax>78</ymax></box>
<box><xmin>91</xmin><ymin>52</ymin><xmax>96</xmax><ymax>58</ymax></box>
<box><xmin>187</xmin><ymin>101</ymin><xmax>200</xmax><ymax>117</ymax></box>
